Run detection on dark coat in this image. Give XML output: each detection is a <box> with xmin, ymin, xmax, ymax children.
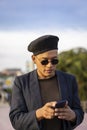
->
<box><xmin>9</xmin><ymin>70</ymin><xmax>84</xmax><ymax>130</ymax></box>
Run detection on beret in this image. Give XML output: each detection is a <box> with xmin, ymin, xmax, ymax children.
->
<box><xmin>28</xmin><ymin>35</ymin><xmax>59</xmax><ymax>55</ymax></box>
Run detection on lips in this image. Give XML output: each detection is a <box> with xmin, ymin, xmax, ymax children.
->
<box><xmin>46</xmin><ymin>70</ymin><xmax>53</xmax><ymax>73</ymax></box>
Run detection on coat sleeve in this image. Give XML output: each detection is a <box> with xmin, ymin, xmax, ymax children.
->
<box><xmin>9</xmin><ymin>76</ymin><xmax>40</xmax><ymax>130</ymax></box>
<box><xmin>69</xmin><ymin>76</ymin><xmax>84</xmax><ymax>129</ymax></box>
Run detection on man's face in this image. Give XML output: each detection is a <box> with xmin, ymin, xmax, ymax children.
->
<box><xmin>32</xmin><ymin>50</ymin><xmax>58</xmax><ymax>79</ymax></box>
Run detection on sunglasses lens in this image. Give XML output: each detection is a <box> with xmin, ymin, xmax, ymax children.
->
<box><xmin>51</xmin><ymin>59</ymin><xmax>59</xmax><ymax>65</ymax></box>
<box><xmin>41</xmin><ymin>60</ymin><xmax>48</xmax><ymax>65</ymax></box>
<box><xmin>41</xmin><ymin>59</ymin><xmax>59</xmax><ymax>65</ymax></box>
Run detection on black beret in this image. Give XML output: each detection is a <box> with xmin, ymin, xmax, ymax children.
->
<box><xmin>28</xmin><ymin>35</ymin><xmax>59</xmax><ymax>55</ymax></box>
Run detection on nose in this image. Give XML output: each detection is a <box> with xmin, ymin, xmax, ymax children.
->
<box><xmin>47</xmin><ymin>61</ymin><xmax>53</xmax><ymax>67</ymax></box>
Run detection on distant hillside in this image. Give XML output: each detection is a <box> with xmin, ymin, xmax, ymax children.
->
<box><xmin>57</xmin><ymin>47</ymin><xmax>87</xmax><ymax>100</ymax></box>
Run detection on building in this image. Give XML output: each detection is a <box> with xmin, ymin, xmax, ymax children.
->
<box><xmin>0</xmin><ymin>68</ymin><xmax>23</xmax><ymax>76</ymax></box>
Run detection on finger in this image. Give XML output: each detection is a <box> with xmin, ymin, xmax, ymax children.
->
<box><xmin>44</xmin><ymin>110</ymin><xmax>55</xmax><ymax>119</ymax></box>
<box><xmin>55</xmin><ymin>108</ymin><xmax>66</xmax><ymax>112</ymax></box>
<box><xmin>54</xmin><ymin>108</ymin><xmax>68</xmax><ymax>116</ymax></box>
<box><xmin>57</xmin><ymin>112</ymin><xmax>67</xmax><ymax>119</ymax></box>
<box><xmin>46</xmin><ymin>102</ymin><xmax>57</xmax><ymax>108</ymax></box>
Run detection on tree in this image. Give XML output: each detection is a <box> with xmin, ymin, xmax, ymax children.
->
<box><xmin>57</xmin><ymin>47</ymin><xmax>87</xmax><ymax>101</ymax></box>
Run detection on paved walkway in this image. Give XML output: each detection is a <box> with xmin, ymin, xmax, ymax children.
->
<box><xmin>0</xmin><ymin>104</ymin><xmax>14</xmax><ymax>130</ymax></box>
<box><xmin>75</xmin><ymin>113</ymin><xmax>87</xmax><ymax>130</ymax></box>
<box><xmin>0</xmin><ymin>103</ymin><xmax>87</xmax><ymax>130</ymax></box>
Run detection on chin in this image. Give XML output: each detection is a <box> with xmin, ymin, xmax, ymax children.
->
<box><xmin>45</xmin><ymin>73</ymin><xmax>54</xmax><ymax>77</ymax></box>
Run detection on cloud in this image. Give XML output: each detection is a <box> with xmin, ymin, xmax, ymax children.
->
<box><xmin>0</xmin><ymin>29</ymin><xmax>87</xmax><ymax>71</ymax></box>
<box><xmin>58</xmin><ymin>29</ymin><xmax>87</xmax><ymax>52</ymax></box>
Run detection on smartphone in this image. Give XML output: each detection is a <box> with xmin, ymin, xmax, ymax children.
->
<box><xmin>55</xmin><ymin>100</ymin><xmax>67</xmax><ymax>108</ymax></box>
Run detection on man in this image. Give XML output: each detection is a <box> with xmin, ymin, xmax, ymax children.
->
<box><xmin>9</xmin><ymin>35</ymin><xmax>84</xmax><ymax>130</ymax></box>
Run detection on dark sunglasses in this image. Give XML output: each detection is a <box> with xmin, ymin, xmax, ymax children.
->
<box><xmin>40</xmin><ymin>59</ymin><xmax>59</xmax><ymax>65</ymax></box>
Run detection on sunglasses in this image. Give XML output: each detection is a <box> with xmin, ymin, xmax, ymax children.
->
<box><xmin>40</xmin><ymin>59</ymin><xmax>59</xmax><ymax>65</ymax></box>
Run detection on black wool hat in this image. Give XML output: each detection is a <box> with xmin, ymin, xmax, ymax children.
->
<box><xmin>28</xmin><ymin>35</ymin><xmax>59</xmax><ymax>55</ymax></box>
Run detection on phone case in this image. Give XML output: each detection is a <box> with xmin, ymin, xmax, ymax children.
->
<box><xmin>55</xmin><ymin>100</ymin><xmax>67</xmax><ymax>108</ymax></box>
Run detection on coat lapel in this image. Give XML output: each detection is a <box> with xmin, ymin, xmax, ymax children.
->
<box><xmin>56</xmin><ymin>70</ymin><xmax>68</xmax><ymax>100</ymax></box>
<box><xmin>29</xmin><ymin>70</ymin><xmax>42</xmax><ymax>109</ymax></box>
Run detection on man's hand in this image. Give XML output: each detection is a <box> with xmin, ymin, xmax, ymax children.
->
<box><xmin>36</xmin><ymin>101</ymin><xmax>76</xmax><ymax>122</ymax></box>
<box><xmin>55</xmin><ymin>103</ymin><xmax>76</xmax><ymax>121</ymax></box>
<box><xmin>36</xmin><ymin>102</ymin><xmax>56</xmax><ymax>121</ymax></box>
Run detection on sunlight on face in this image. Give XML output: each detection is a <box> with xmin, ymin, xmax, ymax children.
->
<box><xmin>32</xmin><ymin>50</ymin><xmax>58</xmax><ymax>79</ymax></box>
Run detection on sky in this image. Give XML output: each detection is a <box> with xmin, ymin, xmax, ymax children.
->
<box><xmin>0</xmin><ymin>0</ymin><xmax>87</xmax><ymax>72</ymax></box>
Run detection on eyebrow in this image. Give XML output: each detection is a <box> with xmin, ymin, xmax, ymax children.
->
<box><xmin>41</xmin><ymin>56</ymin><xmax>58</xmax><ymax>59</ymax></box>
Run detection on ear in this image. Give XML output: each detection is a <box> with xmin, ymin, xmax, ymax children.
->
<box><xmin>32</xmin><ymin>55</ymin><xmax>36</xmax><ymax>64</ymax></box>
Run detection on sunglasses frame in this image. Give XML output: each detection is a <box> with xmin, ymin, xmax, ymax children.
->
<box><xmin>36</xmin><ymin>57</ymin><xmax>59</xmax><ymax>65</ymax></box>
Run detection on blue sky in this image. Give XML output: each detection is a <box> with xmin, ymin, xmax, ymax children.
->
<box><xmin>0</xmin><ymin>0</ymin><xmax>87</xmax><ymax>30</ymax></box>
<box><xmin>0</xmin><ymin>0</ymin><xmax>87</xmax><ymax>72</ymax></box>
